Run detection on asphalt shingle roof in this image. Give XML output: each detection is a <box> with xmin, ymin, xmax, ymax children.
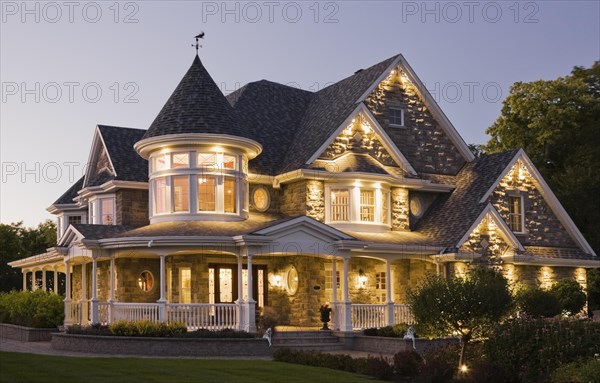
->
<box><xmin>143</xmin><ymin>55</ymin><xmax>246</xmax><ymax>141</ymax></box>
<box><xmin>98</xmin><ymin>125</ymin><xmax>147</xmax><ymax>182</ymax></box>
<box><xmin>52</xmin><ymin>176</ymin><xmax>84</xmax><ymax>205</ymax></box>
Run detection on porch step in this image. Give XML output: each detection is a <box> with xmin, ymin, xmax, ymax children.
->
<box><xmin>271</xmin><ymin>330</ymin><xmax>346</xmax><ymax>352</ymax></box>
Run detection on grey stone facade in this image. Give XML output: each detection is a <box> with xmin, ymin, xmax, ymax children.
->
<box><xmin>116</xmin><ymin>189</ymin><xmax>149</xmax><ymax>227</ymax></box>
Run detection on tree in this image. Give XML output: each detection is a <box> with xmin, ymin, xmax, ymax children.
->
<box><xmin>549</xmin><ymin>279</ymin><xmax>587</xmax><ymax>315</ymax></box>
<box><xmin>0</xmin><ymin>220</ymin><xmax>57</xmax><ymax>292</ymax></box>
<box><xmin>407</xmin><ymin>268</ymin><xmax>513</xmax><ymax>372</ymax></box>
<box><xmin>516</xmin><ymin>286</ymin><xmax>562</xmax><ymax>318</ymax></box>
<box><xmin>485</xmin><ymin>62</ymin><xmax>600</xmax><ymax>254</ymax></box>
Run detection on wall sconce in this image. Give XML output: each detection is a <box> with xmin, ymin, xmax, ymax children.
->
<box><xmin>269</xmin><ymin>273</ymin><xmax>283</xmax><ymax>287</ymax></box>
<box><xmin>358</xmin><ymin>269</ymin><xmax>368</xmax><ymax>289</ymax></box>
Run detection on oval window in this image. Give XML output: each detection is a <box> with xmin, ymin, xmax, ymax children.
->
<box><xmin>138</xmin><ymin>270</ymin><xmax>154</xmax><ymax>292</ymax></box>
<box><xmin>252</xmin><ymin>186</ymin><xmax>270</xmax><ymax>212</ymax></box>
<box><xmin>286</xmin><ymin>266</ymin><xmax>299</xmax><ymax>296</ymax></box>
<box><xmin>410</xmin><ymin>197</ymin><xmax>423</xmax><ymax>218</ymax></box>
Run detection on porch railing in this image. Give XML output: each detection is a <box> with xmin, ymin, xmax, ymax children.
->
<box><xmin>352</xmin><ymin>304</ymin><xmax>387</xmax><ymax>329</ymax></box>
<box><xmin>97</xmin><ymin>301</ymin><xmax>110</xmax><ymax>325</ymax></box>
<box><xmin>393</xmin><ymin>304</ymin><xmax>415</xmax><ymax>325</ymax></box>
<box><xmin>111</xmin><ymin>302</ymin><xmax>160</xmax><ymax>322</ymax></box>
<box><xmin>167</xmin><ymin>304</ymin><xmax>238</xmax><ymax>330</ymax></box>
<box><xmin>65</xmin><ymin>301</ymin><xmax>82</xmax><ymax>325</ymax></box>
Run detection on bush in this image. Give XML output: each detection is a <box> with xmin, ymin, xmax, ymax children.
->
<box><xmin>462</xmin><ymin>361</ymin><xmax>516</xmax><ymax>383</ymax></box>
<box><xmin>108</xmin><ymin>320</ymin><xmax>186</xmax><ymax>337</ymax></box>
<box><xmin>417</xmin><ymin>357</ymin><xmax>455</xmax><ymax>383</ymax></box>
<box><xmin>517</xmin><ymin>286</ymin><xmax>562</xmax><ymax>318</ymax></box>
<box><xmin>394</xmin><ymin>350</ymin><xmax>423</xmax><ymax>376</ymax></box>
<box><xmin>0</xmin><ymin>290</ymin><xmax>64</xmax><ymax>328</ymax></box>
<box><xmin>550</xmin><ymin>279</ymin><xmax>587</xmax><ymax>315</ymax></box>
<box><xmin>66</xmin><ymin>323</ymin><xmax>111</xmax><ymax>336</ymax></box>
<box><xmin>484</xmin><ymin>318</ymin><xmax>600</xmax><ymax>382</ymax></box>
<box><xmin>354</xmin><ymin>356</ymin><xmax>394</xmax><ymax>381</ymax></box>
<box><xmin>551</xmin><ymin>358</ymin><xmax>600</xmax><ymax>383</ymax></box>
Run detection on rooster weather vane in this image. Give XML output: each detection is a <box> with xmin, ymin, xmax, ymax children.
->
<box><xmin>192</xmin><ymin>32</ymin><xmax>205</xmax><ymax>54</ymax></box>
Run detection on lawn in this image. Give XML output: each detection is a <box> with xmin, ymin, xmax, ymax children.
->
<box><xmin>0</xmin><ymin>352</ymin><xmax>383</xmax><ymax>383</ymax></box>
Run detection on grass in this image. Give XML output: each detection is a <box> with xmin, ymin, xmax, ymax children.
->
<box><xmin>0</xmin><ymin>352</ymin><xmax>383</xmax><ymax>383</ymax></box>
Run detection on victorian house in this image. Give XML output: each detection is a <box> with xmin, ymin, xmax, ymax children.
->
<box><xmin>9</xmin><ymin>53</ymin><xmax>599</xmax><ymax>332</ymax></box>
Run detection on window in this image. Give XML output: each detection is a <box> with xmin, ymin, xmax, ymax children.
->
<box><xmin>138</xmin><ymin>271</ymin><xmax>154</xmax><ymax>292</ymax></box>
<box><xmin>198</xmin><ymin>153</ymin><xmax>216</xmax><ymax>168</ymax></box>
<box><xmin>330</xmin><ymin>189</ymin><xmax>350</xmax><ymax>221</ymax></box>
<box><xmin>252</xmin><ymin>186</ymin><xmax>270</xmax><ymax>212</ymax></box>
<box><xmin>180</xmin><ymin>268</ymin><xmax>191</xmax><ymax>304</ymax></box>
<box><xmin>154</xmin><ymin>178</ymin><xmax>168</xmax><ymax>214</ymax></box>
<box><xmin>172</xmin><ymin>153</ymin><xmax>189</xmax><ymax>168</ymax></box>
<box><xmin>508</xmin><ymin>195</ymin><xmax>524</xmax><ymax>232</ymax></box>
<box><xmin>325</xmin><ymin>271</ymin><xmax>340</xmax><ymax>289</ymax></box>
<box><xmin>360</xmin><ymin>190</ymin><xmax>375</xmax><ymax>222</ymax></box>
<box><xmin>223</xmin><ymin>155</ymin><xmax>236</xmax><ymax>170</ymax></box>
<box><xmin>389</xmin><ymin>108</ymin><xmax>405</xmax><ymax>127</ymax></box>
<box><xmin>224</xmin><ymin>178</ymin><xmax>236</xmax><ymax>213</ymax></box>
<box><xmin>173</xmin><ymin>176</ymin><xmax>190</xmax><ymax>212</ymax></box>
<box><xmin>153</xmin><ymin>154</ymin><xmax>169</xmax><ymax>171</ymax></box>
<box><xmin>100</xmin><ymin>199</ymin><xmax>114</xmax><ymax>224</ymax></box>
<box><xmin>381</xmin><ymin>191</ymin><xmax>390</xmax><ymax>224</ymax></box>
<box><xmin>375</xmin><ymin>272</ymin><xmax>386</xmax><ymax>290</ymax></box>
<box><xmin>68</xmin><ymin>215</ymin><xmax>82</xmax><ymax>225</ymax></box>
<box><xmin>198</xmin><ymin>176</ymin><xmax>216</xmax><ymax>211</ymax></box>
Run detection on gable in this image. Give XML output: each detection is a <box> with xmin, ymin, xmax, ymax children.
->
<box><xmin>363</xmin><ymin>65</ymin><xmax>468</xmax><ymax>175</ymax></box>
<box><xmin>481</xmin><ymin>150</ymin><xmax>595</xmax><ymax>255</ymax></box>
<box><xmin>83</xmin><ymin>127</ymin><xmax>116</xmax><ymax>187</ymax></box>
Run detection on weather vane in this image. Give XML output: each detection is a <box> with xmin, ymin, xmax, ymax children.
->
<box><xmin>192</xmin><ymin>32</ymin><xmax>205</xmax><ymax>54</ymax></box>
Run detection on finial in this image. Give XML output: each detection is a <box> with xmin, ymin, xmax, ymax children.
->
<box><xmin>192</xmin><ymin>32</ymin><xmax>205</xmax><ymax>54</ymax></box>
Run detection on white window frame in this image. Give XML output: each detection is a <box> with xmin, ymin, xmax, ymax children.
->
<box><xmin>88</xmin><ymin>195</ymin><xmax>115</xmax><ymax>225</ymax></box>
<box><xmin>389</xmin><ymin>107</ymin><xmax>405</xmax><ymax>127</ymax></box>
<box><xmin>329</xmin><ymin>188</ymin><xmax>350</xmax><ymax>222</ymax></box>
<box><xmin>325</xmin><ymin>183</ymin><xmax>391</xmax><ymax>231</ymax></box>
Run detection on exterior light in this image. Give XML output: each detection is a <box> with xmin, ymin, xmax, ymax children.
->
<box><xmin>358</xmin><ymin>269</ymin><xmax>368</xmax><ymax>288</ymax></box>
<box><xmin>362</xmin><ymin>124</ymin><xmax>371</xmax><ymax>134</ymax></box>
<box><xmin>460</xmin><ymin>365</ymin><xmax>468</xmax><ymax>373</ymax></box>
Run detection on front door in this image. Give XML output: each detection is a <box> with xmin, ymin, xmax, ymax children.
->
<box><xmin>209</xmin><ymin>264</ymin><xmax>266</xmax><ymax>308</ymax></box>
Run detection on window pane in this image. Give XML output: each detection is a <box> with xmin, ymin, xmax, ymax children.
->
<box><xmin>198</xmin><ymin>176</ymin><xmax>216</xmax><ymax>211</ymax></box>
<box><xmin>180</xmin><ymin>268</ymin><xmax>191</xmax><ymax>304</ymax></box>
<box><xmin>220</xmin><ymin>268</ymin><xmax>233</xmax><ymax>302</ymax></box>
<box><xmin>172</xmin><ymin>153</ymin><xmax>189</xmax><ymax>168</ymax></box>
<box><xmin>173</xmin><ymin>176</ymin><xmax>190</xmax><ymax>212</ymax></box>
<box><xmin>153</xmin><ymin>154</ymin><xmax>168</xmax><ymax>171</ymax></box>
<box><xmin>508</xmin><ymin>196</ymin><xmax>523</xmax><ymax>232</ymax></box>
<box><xmin>330</xmin><ymin>189</ymin><xmax>349</xmax><ymax>221</ymax></box>
<box><xmin>68</xmin><ymin>215</ymin><xmax>82</xmax><ymax>225</ymax></box>
<box><xmin>381</xmin><ymin>191</ymin><xmax>390</xmax><ymax>224</ymax></box>
<box><xmin>360</xmin><ymin>190</ymin><xmax>375</xmax><ymax>222</ymax></box>
<box><xmin>101</xmin><ymin>199</ymin><xmax>114</xmax><ymax>225</ymax></box>
<box><xmin>223</xmin><ymin>155</ymin><xmax>236</xmax><ymax>170</ymax></box>
<box><xmin>197</xmin><ymin>153</ymin><xmax>216</xmax><ymax>168</ymax></box>
<box><xmin>154</xmin><ymin>178</ymin><xmax>168</xmax><ymax>214</ymax></box>
<box><xmin>389</xmin><ymin>108</ymin><xmax>404</xmax><ymax>126</ymax></box>
<box><xmin>224</xmin><ymin>178</ymin><xmax>236</xmax><ymax>213</ymax></box>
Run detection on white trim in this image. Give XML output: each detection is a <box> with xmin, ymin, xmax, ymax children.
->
<box><xmin>455</xmin><ymin>203</ymin><xmax>525</xmax><ymax>252</ymax></box>
<box><xmin>253</xmin><ymin>216</ymin><xmax>354</xmax><ymax>240</ymax></box>
<box><xmin>83</xmin><ymin>126</ymin><xmax>117</xmax><ymax>187</ymax></box>
<box><xmin>355</xmin><ymin>55</ymin><xmax>474</xmax><ymax>162</ymax></box>
<box><xmin>304</xmin><ymin>104</ymin><xmax>417</xmax><ymax>175</ymax></box>
<box><xmin>479</xmin><ymin>149</ymin><xmax>596</xmax><ymax>256</ymax></box>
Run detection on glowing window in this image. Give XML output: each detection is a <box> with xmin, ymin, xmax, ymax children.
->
<box><xmin>153</xmin><ymin>154</ymin><xmax>168</xmax><ymax>171</ymax></box>
<box><xmin>360</xmin><ymin>190</ymin><xmax>375</xmax><ymax>222</ymax></box>
<box><xmin>138</xmin><ymin>271</ymin><xmax>154</xmax><ymax>292</ymax></box>
<box><xmin>223</xmin><ymin>154</ymin><xmax>236</xmax><ymax>170</ymax></box>
<box><xmin>180</xmin><ymin>268</ymin><xmax>191</xmax><ymax>304</ymax></box>
<box><xmin>172</xmin><ymin>153</ymin><xmax>189</xmax><ymax>168</ymax></box>
<box><xmin>508</xmin><ymin>196</ymin><xmax>524</xmax><ymax>232</ymax></box>
<box><xmin>154</xmin><ymin>177</ymin><xmax>168</xmax><ymax>214</ymax></box>
<box><xmin>198</xmin><ymin>176</ymin><xmax>216</xmax><ymax>211</ymax></box>
<box><xmin>330</xmin><ymin>189</ymin><xmax>350</xmax><ymax>221</ymax></box>
<box><xmin>197</xmin><ymin>153</ymin><xmax>216</xmax><ymax>168</ymax></box>
<box><xmin>224</xmin><ymin>178</ymin><xmax>236</xmax><ymax>213</ymax></box>
<box><xmin>100</xmin><ymin>198</ymin><xmax>114</xmax><ymax>225</ymax></box>
<box><xmin>173</xmin><ymin>176</ymin><xmax>190</xmax><ymax>212</ymax></box>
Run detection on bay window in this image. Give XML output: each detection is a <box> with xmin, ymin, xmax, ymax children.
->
<box><xmin>360</xmin><ymin>190</ymin><xmax>375</xmax><ymax>222</ymax></box>
<box><xmin>198</xmin><ymin>176</ymin><xmax>216</xmax><ymax>211</ymax></box>
<box><xmin>224</xmin><ymin>178</ymin><xmax>236</xmax><ymax>213</ymax></box>
<box><xmin>330</xmin><ymin>189</ymin><xmax>350</xmax><ymax>221</ymax></box>
<box><xmin>326</xmin><ymin>183</ymin><xmax>392</xmax><ymax>229</ymax></box>
<box><xmin>154</xmin><ymin>178</ymin><xmax>168</xmax><ymax>214</ymax></box>
<box><xmin>173</xmin><ymin>176</ymin><xmax>190</xmax><ymax>212</ymax></box>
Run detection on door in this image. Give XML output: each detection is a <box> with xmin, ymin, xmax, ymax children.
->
<box><xmin>208</xmin><ymin>264</ymin><xmax>266</xmax><ymax>307</ymax></box>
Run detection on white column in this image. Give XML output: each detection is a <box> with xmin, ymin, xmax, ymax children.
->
<box><xmin>386</xmin><ymin>259</ymin><xmax>394</xmax><ymax>326</ymax></box>
<box><xmin>22</xmin><ymin>271</ymin><xmax>27</xmax><ymax>291</ymax></box>
<box><xmin>91</xmin><ymin>257</ymin><xmax>99</xmax><ymax>323</ymax></box>
<box><xmin>53</xmin><ymin>267</ymin><xmax>58</xmax><ymax>294</ymax></box>
<box><xmin>64</xmin><ymin>261</ymin><xmax>72</xmax><ymax>326</ymax></box>
<box><xmin>235</xmin><ymin>255</ymin><xmax>244</xmax><ymax>330</ymax></box>
<box><xmin>331</xmin><ymin>259</ymin><xmax>338</xmax><ymax>303</ymax></box>
<box><xmin>32</xmin><ymin>270</ymin><xmax>38</xmax><ymax>290</ymax></box>
<box><xmin>157</xmin><ymin>253</ymin><xmax>167</xmax><ymax>321</ymax></box>
<box><xmin>81</xmin><ymin>262</ymin><xmax>88</xmax><ymax>323</ymax></box>
<box><xmin>341</xmin><ymin>255</ymin><xmax>353</xmax><ymax>332</ymax></box>
<box><xmin>243</xmin><ymin>247</ymin><xmax>256</xmax><ymax>333</ymax></box>
<box><xmin>109</xmin><ymin>257</ymin><xmax>115</xmax><ymax>302</ymax></box>
<box><xmin>42</xmin><ymin>270</ymin><xmax>47</xmax><ymax>291</ymax></box>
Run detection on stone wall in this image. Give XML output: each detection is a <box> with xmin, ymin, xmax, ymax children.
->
<box><xmin>393</xmin><ymin>260</ymin><xmax>437</xmax><ymax>303</ymax></box>
<box><xmin>249</xmin><ymin>184</ymin><xmax>281</xmax><ymax>214</ymax></box>
<box><xmin>280</xmin><ymin>181</ymin><xmax>307</xmax><ymax>217</ymax></box>
<box><xmin>391</xmin><ymin>188</ymin><xmax>409</xmax><ymax>231</ymax></box>
<box><xmin>167</xmin><ymin>254</ymin><xmax>209</xmax><ymax>303</ymax></box>
<box><xmin>115</xmin><ymin>258</ymin><xmax>160</xmax><ymax>303</ymax></box>
<box><xmin>408</xmin><ymin>191</ymin><xmax>438</xmax><ymax>230</ymax></box>
<box><xmin>0</xmin><ymin>323</ymin><xmax>56</xmax><ymax>341</ymax></box>
<box><xmin>306</xmin><ymin>180</ymin><xmax>325</xmax><ymax>222</ymax></box>
<box><xmin>364</xmin><ymin>70</ymin><xmax>466</xmax><ymax>175</ymax></box>
<box><xmin>490</xmin><ymin>161</ymin><xmax>577</xmax><ymax>248</ymax></box>
<box><xmin>351</xmin><ymin>334</ymin><xmax>459</xmax><ymax>356</ymax></box>
<box><xmin>116</xmin><ymin>189</ymin><xmax>149</xmax><ymax>227</ymax></box>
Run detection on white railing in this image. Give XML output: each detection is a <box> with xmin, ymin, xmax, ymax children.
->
<box><xmin>111</xmin><ymin>303</ymin><xmax>160</xmax><ymax>322</ymax></box>
<box><xmin>352</xmin><ymin>304</ymin><xmax>387</xmax><ymax>330</ymax></box>
<box><xmin>97</xmin><ymin>302</ymin><xmax>110</xmax><ymax>325</ymax></box>
<box><xmin>167</xmin><ymin>304</ymin><xmax>238</xmax><ymax>330</ymax></box>
<box><xmin>394</xmin><ymin>304</ymin><xmax>414</xmax><ymax>325</ymax></box>
<box><xmin>65</xmin><ymin>301</ymin><xmax>82</xmax><ymax>325</ymax></box>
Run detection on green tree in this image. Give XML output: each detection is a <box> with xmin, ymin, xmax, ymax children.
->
<box><xmin>0</xmin><ymin>220</ymin><xmax>57</xmax><ymax>292</ymax></box>
<box><xmin>407</xmin><ymin>268</ymin><xmax>513</xmax><ymax>372</ymax></box>
<box><xmin>516</xmin><ymin>285</ymin><xmax>562</xmax><ymax>318</ymax></box>
<box><xmin>549</xmin><ymin>279</ymin><xmax>587</xmax><ymax>315</ymax></box>
<box><xmin>485</xmin><ymin>62</ymin><xmax>600</xmax><ymax>254</ymax></box>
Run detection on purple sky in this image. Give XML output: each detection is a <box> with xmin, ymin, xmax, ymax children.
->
<box><xmin>1</xmin><ymin>1</ymin><xmax>599</xmax><ymax>227</ymax></box>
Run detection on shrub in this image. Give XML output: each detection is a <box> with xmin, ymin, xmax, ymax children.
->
<box><xmin>517</xmin><ymin>286</ymin><xmax>562</xmax><ymax>318</ymax></box>
<box><xmin>355</xmin><ymin>356</ymin><xmax>394</xmax><ymax>381</ymax></box>
<box><xmin>550</xmin><ymin>279</ymin><xmax>587</xmax><ymax>315</ymax></box>
<box><xmin>108</xmin><ymin>320</ymin><xmax>186</xmax><ymax>337</ymax></box>
<box><xmin>462</xmin><ymin>361</ymin><xmax>516</xmax><ymax>383</ymax></box>
<box><xmin>417</xmin><ymin>357</ymin><xmax>455</xmax><ymax>383</ymax></box>
<box><xmin>66</xmin><ymin>324</ymin><xmax>111</xmax><ymax>336</ymax></box>
<box><xmin>393</xmin><ymin>350</ymin><xmax>423</xmax><ymax>376</ymax></box>
<box><xmin>551</xmin><ymin>358</ymin><xmax>600</xmax><ymax>383</ymax></box>
<box><xmin>0</xmin><ymin>290</ymin><xmax>64</xmax><ymax>328</ymax></box>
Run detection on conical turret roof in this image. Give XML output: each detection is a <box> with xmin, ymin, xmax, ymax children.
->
<box><xmin>142</xmin><ymin>55</ymin><xmax>244</xmax><ymax>140</ymax></box>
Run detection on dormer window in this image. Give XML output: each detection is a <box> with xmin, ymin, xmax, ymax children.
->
<box><xmin>389</xmin><ymin>107</ymin><xmax>405</xmax><ymax>127</ymax></box>
<box><xmin>325</xmin><ymin>183</ymin><xmax>391</xmax><ymax>232</ymax></box>
<box><xmin>508</xmin><ymin>195</ymin><xmax>525</xmax><ymax>233</ymax></box>
<box><xmin>331</xmin><ymin>189</ymin><xmax>350</xmax><ymax>221</ymax></box>
<box><xmin>360</xmin><ymin>190</ymin><xmax>375</xmax><ymax>222</ymax></box>
<box><xmin>88</xmin><ymin>196</ymin><xmax>115</xmax><ymax>225</ymax></box>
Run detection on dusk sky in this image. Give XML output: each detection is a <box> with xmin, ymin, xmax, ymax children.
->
<box><xmin>1</xmin><ymin>1</ymin><xmax>598</xmax><ymax>227</ymax></box>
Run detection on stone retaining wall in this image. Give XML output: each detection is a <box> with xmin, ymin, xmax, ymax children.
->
<box><xmin>0</xmin><ymin>323</ymin><xmax>56</xmax><ymax>342</ymax></box>
<box><xmin>51</xmin><ymin>333</ymin><xmax>273</xmax><ymax>357</ymax></box>
<box><xmin>350</xmin><ymin>334</ymin><xmax>459</xmax><ymax>355</ymax></box>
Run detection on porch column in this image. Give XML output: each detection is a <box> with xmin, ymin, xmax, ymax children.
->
<box><xmin>235</xmin><ymin>255</ymin><xmax>244</xmax><ymax>331</ymax></box>
<box><xmin>157</xmin><ymin>252</ymin><xmax>167</xmax><ymax>321</ymax></box>
<box><xmin>108</xmin><ymin>257</ymin><xmax>115</xmax><ymax>323</ymax></box>
<box><xmin>340</xmin><ymin>254</ymin><xmax>353</xmax><ymax>332</ymax></box>
<box><xmin>32</xmin><ymin>270</ymin><xmax>38</xmax><ymax>290</ymax></box>
<box><xmin>22</xmin><ymin>270</ymin><xmax>27</xmax><ymax>291</ymax></box>
<box><xmin>331</xmin><ymin>259</ymin><xmax>339</xmax><ymax>330</ymax></box>
<box><xmin>41</xmin><ymin>269</ymin><xmax>47</xmax><ymax>291</ymax></box>
<box><xmin>53</xmin><ymin>267</ymin><xmax>58</xmax><ymax>294</ymax></box>
<box><xmin>81</xmin><ymin>262</ymin><xmax>88</xmax><ymax>323</ymax></box>
<box><xmin>90</xmin><ymin>257</ymin><xmax>99</xmax><ymax>323</ymax></box>
<box><xmin>245</xmin><ymin>250</ymin><xmax>256</xmax><ymax>333</ymax></box>
<box><xmin>386</xmin><ymin>259</ymin><xmax>394</xmax><ymax>326</ymax></box>
<box><xmin>64</xmin><ymin>260</ymin><xmax>72</xmax><ymax>326</ymax></box>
